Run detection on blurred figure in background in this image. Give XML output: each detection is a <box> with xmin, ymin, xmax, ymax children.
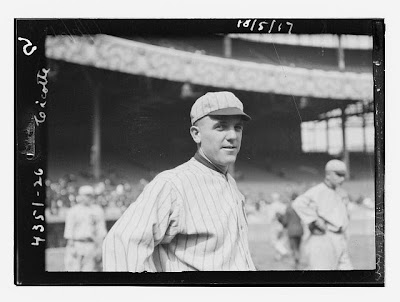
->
<box><xmin>292</xmin><ymin>159</ymin><xmax>353</xmax><ymax>270</ymax></box>
<box><xmin>268</xmin><ymin>193</ymin><xmax>289</xmax><ymax>261</ymax></box>
<box><xmin>278</xmin><ymin>193</ymin><xmax>304</xmax><ymax>269</ymax></box>
<box><xmin>63</xmin><ymin>185</ymin><xmax>107</xmax><ymax>271</ymax></box>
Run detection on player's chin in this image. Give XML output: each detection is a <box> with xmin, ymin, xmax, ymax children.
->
<box><xmin>220</xmin><ymin>154</ymin><xmax>237</xmax><ymax>165</ymax></box>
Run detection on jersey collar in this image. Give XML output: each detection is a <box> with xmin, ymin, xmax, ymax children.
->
<box><xmin>194</xmin><ymin>151</ymin><xmax>227</xmax><ymax>175</ymax></box>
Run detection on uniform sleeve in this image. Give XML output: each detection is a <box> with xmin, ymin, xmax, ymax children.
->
<box><xmin>63</xmin><ymin>207</ymin><xmax>74</xmax><ymax>240</ymax></box>
<box><xmin>102</xmin><ymin>177</ymin><xmax>181</xmax><ymax>272</ymax></box>
<box><xmin>292</xmin><ymin>192</ymin><xmax>319</xmax><ymax>225</ymax></box>
<box><xmin>278</xmin><ymin>210</ymin><xmax>288</xmax><ymax>227</ymax></box>
<box><xmin>94</xmin><ymin>206</ymin><xmax>108</xmax><ymax>242</ymax></box>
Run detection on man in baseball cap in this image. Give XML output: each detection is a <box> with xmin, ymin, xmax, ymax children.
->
<box><xmin>292</xmin><ymin>159</ymin><xmax>353</xmax><ymax>270</ymax></box>
<box><xmin>190</xmin><ymin>91</ymin><xmax>251</xmax><ymax>125</ymax></box>
<box><xmin>189</xmin><ymin>91</ymin><xmax>251</xmax><ymax>174</ymax></box>
<box><xmin>103</xmin><ymin>91</ymin><xmax>256</xmax><ymax>272</ymax></box>
<box><xmin>325</xmin><ymin>159</ymin><xmax>347</xmax><ymax>184</ymax></box>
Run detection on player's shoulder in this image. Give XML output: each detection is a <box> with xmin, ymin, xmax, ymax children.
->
<box><xmin>336</xmin><ymin>187</ymin><xmax>350</xmax><ymax>199</ymax></box>
<box><xmin>90</xmin><ymin>203</ymin><xmax>105</xmax><ymax>213</ymax></box>
<box><xmin>65</xmin><ymin>204</ymin><xmax>81</xmax><ymax>217</ymax></box>
<box><xmin>304</xmin><ymin>182</ymin><xmax>326</xmax><ymax>196</ymax></box>
<box><xmin>68</xmin><ymin>203</ymin><xmax>81</xmax><ymax>212</ymax></box>
<box><xmin>154</xmin><ymin>158</ymin><xmax>197</xmax><ymax>181</ymax></box>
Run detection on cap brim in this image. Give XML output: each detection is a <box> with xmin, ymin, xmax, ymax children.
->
<box><xmin>208</xmin><ymin>107</ymin><xmax>251</xmax><ymax>121</ymax></box>
<box><xmin>326</xmin><ymin>168</ymin><xmax>347</xmax><ymax>175</ymax></box>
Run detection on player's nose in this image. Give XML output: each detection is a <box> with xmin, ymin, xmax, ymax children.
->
<box><xmin>225</xmin><ymin>128</ymin><xmax>238</xmax><ymax>140</ymax></box>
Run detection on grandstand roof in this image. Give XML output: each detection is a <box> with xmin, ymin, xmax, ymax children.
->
<box><xmin>45</xmin><ymin>34</ymin><xmax>373</xmax><ymax>121</ymax></box>
<box><xmin>128</xmin><ymin>34</ymin><xmax>372</xmax><ymax>73</ymax></box>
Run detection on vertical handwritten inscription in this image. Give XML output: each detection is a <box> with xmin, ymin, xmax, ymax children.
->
<box><xmin>34</xmin><ymin>68</ymin><xmax>49</xmax><ymax>126</ymax></box>
<box><xmin>31</xmin><ymin>168</ymin><xmax>45</xmax><ymax>246</ymax></box>
<box><xmin>18</xmin><ymin>34</ymin><xmax>48</xmax><ymax>247</ymax></box>
<box><xmin>37</xmin><ymin>68</ymin><xmax>50</xmax><ymax>99</ymax></box>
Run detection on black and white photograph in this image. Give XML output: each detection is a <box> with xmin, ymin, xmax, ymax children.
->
<box><xmin>14</xmin><ymin>17</ymin><xmax>384</xmax><ymax>285</ymax></box>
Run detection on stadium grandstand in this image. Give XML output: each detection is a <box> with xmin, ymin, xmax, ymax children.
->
<box><xmin>44</xmin><ymin>33</ymin><xmax>375</xmax><ymax>270</ymax></box>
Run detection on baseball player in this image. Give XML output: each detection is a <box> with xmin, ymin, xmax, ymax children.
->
<box><xmin>269</xmin><ymin>193</ymin><xmax>290</xmax><ymax>261</ymax></box>
<box><xmin>102</xmin><ymin>91</ymin><xmax>256</xmax><ymax>272</ymax></box>
<box><xmin>292</xmin><ymin>159</ymin><xmax>353</xmax><ymax>270</ymax></box>
<box><xmin>64</xmin><ymin>185</ymin><xmax>107</xmax><ymax>271</ymax></box>
<box><xmin>278</xmin><ymin>199</ymin><xmax>304</xmax><ymax>269</ymax></box>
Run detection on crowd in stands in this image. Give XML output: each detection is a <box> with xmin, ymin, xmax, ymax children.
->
<box><xmin>45</xmin><ymin>171</ymin><xmax>373</xmax><ymax>222</ymax></box>
<box><xmin>45</xmin><ymin>173</ymin><xmax>149</xmax><ymax>220</ymax></box>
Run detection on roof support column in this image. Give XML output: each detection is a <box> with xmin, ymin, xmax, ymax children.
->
<box><xmin>341</xmin><ymin>106</ymin><xmax>350</xmax><ymax>177</ymax></box>
<box><xmin>326</xmin><ymin>118</ymin><xmax>330</xmax><ymax>154</ymax></box>
<box><xmin>362</xmin><ymin>102</ymin><xmax>368</xmax><ymax>153</ymax></box>
<box><xmin>91</xmin><ymin>85</ymin><xmax>102</xmax><ymax>181</ymax></box>
<box><xmin>223</xmin><ymin>35</ymin><xmax>232</xmax><ymax>58</ymax></box>
<box><xmin>338</xmin><ymin>35</ymin><xmax>350</xmax><ymax>176</ymax></box>
<box><xmin>83</xmin><ymin>68</ymin><xmax>102</xmax><ymax>181</ymax></box>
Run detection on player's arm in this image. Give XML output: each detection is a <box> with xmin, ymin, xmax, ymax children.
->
<box><xmin>276</xmin><ymin>211</ymin><xmax>287</xmax><ymax>227</ymax></box>
<box><xmin>102</xmin><ymin>177</ymin><xmax>181</xmax><ymax>272</ymax></box>
<box><xmin>342</xmin><ymin>190</ymin><xmax>352</xmax><ymax>239</ymax></box>
<box><xmin>94</xmin><ymin>207</ymin><xmax>108</xmax><ymax>243</ymax></box>
<box><xmin>63</xmin><ymin>207</ymin><xmax>75</xmax><ymax>241</ymax></box>
<box><xmin>292</xmin><ymin>193</ymin><xmax>326</xmax><ymax>233</ymax></box>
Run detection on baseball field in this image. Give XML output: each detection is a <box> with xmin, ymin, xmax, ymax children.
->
<box><xmin>45</xmin><ymin>205</ymin><xmax>375</xmax><ymax>271</ymax></box>
<box><xmin>45</xmin><ymin>152</ymin><xmax>376</xmax><ymax>271</ymax></box>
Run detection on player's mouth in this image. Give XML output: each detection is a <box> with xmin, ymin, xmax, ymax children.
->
<box><xmin>221</xmin><ymin>146</ymin><xmax>237</xmax><ymax>150</ymax></box>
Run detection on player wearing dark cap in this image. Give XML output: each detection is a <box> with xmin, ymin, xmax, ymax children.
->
<box><xmin>103</xmin><ymin>91</ymin><xmax>255</xmax><ymax>272</ymax></box>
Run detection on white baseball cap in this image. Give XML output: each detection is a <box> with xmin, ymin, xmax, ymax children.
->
<box><xmin>190</xmin><ymin>91</ymin><xmax>251</xmax><ymax>125</ymax></box>
<box><xmin>78</xmin><ymin>185</ymin><xmax>95</xmax><ymax>196</ymax></box>
<box><xmin>325</xmin><ymin>159</ymin><xmax>347</xmax><ymax>174</ymax></box>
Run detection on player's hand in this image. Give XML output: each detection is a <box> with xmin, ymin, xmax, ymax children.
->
<box><xmin>309</xmin><ymin>219</ymin><xmax>326</xmax><ymax>235</ymax></box>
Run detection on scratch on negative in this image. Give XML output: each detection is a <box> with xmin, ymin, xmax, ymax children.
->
<box><xmin>60</xmin><ymin>19</ymin><xmax>76</xmax><ymax>43</ymax></box>
<box><xmin>272</xmin><ymin>43</ymin><xmax>303</xmax><ymax>123</ymax></box>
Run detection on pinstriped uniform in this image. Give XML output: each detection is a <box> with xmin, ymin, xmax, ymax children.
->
<box><xmin>102</xmin><ymin>156</ymin><xmax>255</xmax><ymax>272</ymax></box>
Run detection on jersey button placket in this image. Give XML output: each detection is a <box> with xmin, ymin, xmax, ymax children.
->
<box><xmin>227</xmin><ymin>177</ymin><xmax>252</xmax><ymax>268</ymax></box>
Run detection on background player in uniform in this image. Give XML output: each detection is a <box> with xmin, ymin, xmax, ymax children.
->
<box><xmin>292</xmin><ymin>159</ymin><xmax>353</xmax><ymax>270</ymax></box>
<box><xmin>102</xmin><ymin>91</ymin><xmax>256</xmax><ymax>272</ymax></box>
<box><xmin>64</xmin><ymin>185</ymin><xmax>107</xmax><ymax>271</ymax></box>
<box><xmin>278</xmin><ymin>195</ymin><xmax>304</xmax><ymax>269</ymax></box>
<box><xmin>269</xmin><ymin>193</ymin><xmax>289</xmax><ymax>261</ymax></box>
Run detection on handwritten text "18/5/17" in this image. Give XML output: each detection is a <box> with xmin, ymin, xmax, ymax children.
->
<box><xmin>237</xmin><ymin>19</ymin><xmax>293</xmax><ymax>34</ymax></box>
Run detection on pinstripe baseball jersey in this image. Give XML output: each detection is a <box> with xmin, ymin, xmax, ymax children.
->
<box><xmin>102</xmin><ymin>154</ymin><xmax>255</xmax><ymax>272</ymax></box>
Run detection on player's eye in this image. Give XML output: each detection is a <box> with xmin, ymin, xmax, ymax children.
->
<box><xmin>235</xmin><ymin>124</ymin><xmax>243</xmax><ymax>131</ymax></box>
<box><xmin>214</xmin><ymin>123</ymin><xmax>225</xmax><ymax>130</ymax></box>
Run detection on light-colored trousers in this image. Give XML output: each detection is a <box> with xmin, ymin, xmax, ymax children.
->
<box><xmin>302</xmin><ymin>232</ymin><xmax>353</xmax><ymax>270</ymax></box>
<box><xmin>64</xmin><ymin>241</ymin><xmax>98</xmax><ymax>272</ymax></box>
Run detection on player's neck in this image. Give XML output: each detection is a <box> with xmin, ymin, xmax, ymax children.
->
<box><xmin>324</xmin><ymin>180</ymin><xmax>337</xmax><ymax>190</ymax></box>
<box><xmin>196</xmin><ymin>148</ymin><xmax>228</xmax><ymax>175</ymax></box>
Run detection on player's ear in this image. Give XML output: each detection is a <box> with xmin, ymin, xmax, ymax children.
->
<box><xmin>190</xmin><ymin>125</ymin><xmax>201</xmax><ymax>144</ymax></box>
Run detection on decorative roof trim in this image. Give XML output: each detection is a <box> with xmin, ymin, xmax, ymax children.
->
<box><xmin>45</xmin><ymin>35</ymin><xmax>373</xmax><ymax>101</ymax></box>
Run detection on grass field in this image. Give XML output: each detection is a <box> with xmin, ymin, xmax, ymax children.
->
<box><xmin>46</xmin><ymin>207</ymin><xmax>375</xmax><ymax>272</ymax></box>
